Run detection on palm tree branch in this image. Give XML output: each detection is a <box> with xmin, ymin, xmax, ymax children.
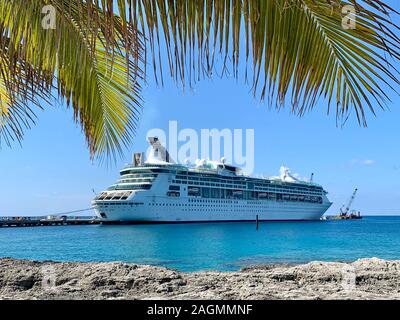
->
<box><xmin>0</xmin><ymin>0</ymin><xmax>145</xmax><ymax>161</ymax></box>
<box><xmin>120</xmin><ymin>0</ymin><xmax>400</xmax><ymax>124</ymax></box>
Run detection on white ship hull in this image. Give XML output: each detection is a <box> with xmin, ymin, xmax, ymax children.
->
<box><xmin>93</xmin><ymin>195</ymin><xmax>332</xmax><ymax>223</ymax></box>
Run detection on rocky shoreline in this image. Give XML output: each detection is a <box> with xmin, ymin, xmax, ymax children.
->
<box><xmin>1</xmin><ymin>258</ymin><xmax>399</xmax><ymax>300</ymax></box>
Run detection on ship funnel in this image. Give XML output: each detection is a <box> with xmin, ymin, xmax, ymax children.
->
<box><xmin>147</xmin><ymin>137</ymin><xmax>175</xmax><ymax>164</ymax></box>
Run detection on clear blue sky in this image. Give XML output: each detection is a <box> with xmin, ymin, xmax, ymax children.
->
<box><xmin>1</xmin><ymin>2</ymin><xmax>399</xmax><ymax>216</ymax></box>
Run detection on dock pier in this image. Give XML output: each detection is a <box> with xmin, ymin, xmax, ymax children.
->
<box><xmin>0</xmin><ymin>216</ymin><xmax>100</xmax><ymax>228</ymax></box>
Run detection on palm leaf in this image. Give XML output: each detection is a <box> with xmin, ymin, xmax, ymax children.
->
<box><xmin>0</xmin><ymin>0</ymin><xmax>144</xmax><ymax>161</ymax></box>
<box><xmin>122</xmin><ymin>0</ymin><xmax>400</xmax><ymax>125</ymax></box>
<box><xmin>0</xmin><ymin>46</ymin><xmax>43</xmax><ymax>146</ymax></box>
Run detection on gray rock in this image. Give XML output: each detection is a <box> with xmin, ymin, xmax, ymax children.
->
<box><xmin>0</xmin><ymin>258</ymin><xmax>399</xmax><ymax>300</ymax></box>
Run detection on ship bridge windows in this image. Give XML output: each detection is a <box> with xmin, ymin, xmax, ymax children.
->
<box><xmin>169</xmin><ymin>185</ymin><xmax>180</xmax><ymax>191</ymax></box>
<box><xmin>119</xmin><ymin>192</ymin><xmax>133</xmax><ymax>200</ymax></box>
<box><xmin>96</xmin><ymin>191</ymin><xmax>133</xmax><ymax>201</ymax></box>
<box><xmin>104</xmin><ymin>194</ymin><xmax>114</xmax><ymax>200</ymax></box>
<box><xmin>110</xmin><ymin>193</ymin><xmax>123</xmax><ymax>200</ymax></box>
<box><xmin>95</xmin><ymin>192</ymin><xmax>108</xmax><ymax>200</ymax></box>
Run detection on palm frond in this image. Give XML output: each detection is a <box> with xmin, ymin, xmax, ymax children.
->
<box><xmin>0</xmin><ymin>0</ymin><xmax>144</xmax><ymax>161</ymax></box>
<box><xmin>52</xmin><ymin>1</ymin><xmax>145</xmax><ymax>161</ymax></box>
<box><xmin>119</xmin><ymin>0</ymin><xmax>400</xmax><ymax>125</ymax></box>
<box><xmin>0</xmin><ymin>46</ymin><xmax>42</xmax><ymax>146</ymax></box>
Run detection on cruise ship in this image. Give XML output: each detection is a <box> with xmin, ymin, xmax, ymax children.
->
<box><xmin>92</xmin><ymin>137</ymin><xmax>332</xmax><ymax>223</ymax></box>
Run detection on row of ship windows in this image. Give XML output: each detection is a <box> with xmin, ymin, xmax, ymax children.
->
<box><xmin>95</xmin><ymin>191</ymin><xmax>133</xmax><ymax>201</ymax></box>
<box><xmin>149</xmin><ymin>203</ymin><xmax>279</xmax><ymax>208</ymax></box>
<box><xmin>108</xmin><ymin>184</ymin><xmax>152</xmax><ymax>191</ymax></box>
<box><xmin>189</xmin><ymin>198</ymin><xmax>240</xmax><ymax>204</ymax></box>
<box><xmin>186</xmin><ymin>198</ymin><xmax>319</xmax><ymax>205</ymax></box>
<box><xmin>101</xmin><ymin>203</ymin><xmax>144</xmax><ymax>206</ymax></box>
<box><xmin>185</xmin><ymin>196</ymin><xmax>323</xmax><ymax>204</ymax></box>
<box><xmin>100</xmin><ymin>202</ymin><xmax>284</xmax><ymax>207</ymax></box>
<box><xmin>100</xmin><ymin>203</ymin><xmax>312</xmax><ymax>212</ymax></box>
<box><xmin>172</xmin><ymin>179</ymin><xmax>322</xmax><ymax>195</ymax></box>
<box><xmin>174</xmin><ymin>175</ymin><xmax>321</xmax><ymax>192</ymax></box>
<box><xmin>175</xmin><ymin>209</ymin><xmax>269</xmax><ymax>213</ymax></box>
<box><xmin>118</xmin><ymin>178</ymin><xmax>155</xmax><ymax>184</ymax></box>
<box><xmin>167</xmin><ymin>192</ymin><xmax>282</xmax><ymax>205</ymax></box>
<box><xmin>109</xmin><ymin>181</ymin><xmax>321</xmax><ymax>198</ymax></box>
<box><xmin>117</xmin><ymin>171</ymin><xmax>321</xmax><ymax>193</ymax></box>
<box><xmin>120</xmin><ymin>169</ymin><xmax>321</xmax><ymax>192</ymax></box>
<box><xmin>121</xmin><ymin>173</ymin><xmax>158</xmax><ymax>178</ymax></box>
<box><xmin>98</xmin><ymin>190</ymin><xmax>323</xmax><ymax>204</ymax></box>
<box><xmin>185</xmin><ymin>187</ymin><xmax>323</xmax><ymax>204</ymax></box>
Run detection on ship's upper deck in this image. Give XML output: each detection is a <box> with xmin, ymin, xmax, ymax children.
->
<box><xmin>107</xmin><ymin>136</ymin><xmax>326</xmax><ymax>194</ymax></box>
<box><xmin>119</xmin><ymin>162</ymin><xmax>324</xmax><ymax>191</ymax></box>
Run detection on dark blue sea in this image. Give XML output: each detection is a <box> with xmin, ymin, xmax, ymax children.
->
<box><xmin>1</xmin><ymin>216</ymin><xmax>399</xmax><ymax>272</ymax></box>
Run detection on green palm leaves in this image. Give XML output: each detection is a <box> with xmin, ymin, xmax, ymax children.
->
<box><xmin>0</xmin><ymin>0</ymin><xmax>144</xmax><ymax>160</ymax></box>
<box><xmin>0</xmin><ymin>0</ymin><xmax>399</xmax><ymax>160</ymax></box>
<box><xmin>130</xmin><ymin>0</ymin><xmax>400</xmax><ymax>125</ymax></box>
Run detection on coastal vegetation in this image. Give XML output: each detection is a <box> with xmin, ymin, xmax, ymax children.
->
<box><xmin>0</xmin><ymin>0</ymin><xmax>399</xmax><ymax>161</ymax></box>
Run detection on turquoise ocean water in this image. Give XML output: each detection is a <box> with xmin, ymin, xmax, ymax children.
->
<box><xmin>0</xmin><ymin>216</ymin><xmax>399</xmax><ymax>272</ymax></box>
